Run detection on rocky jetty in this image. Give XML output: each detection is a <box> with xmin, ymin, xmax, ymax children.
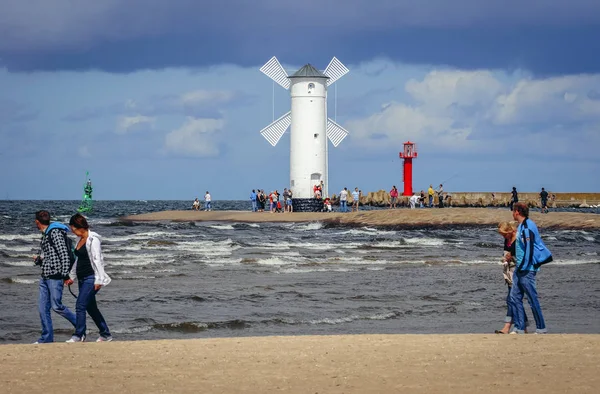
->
<box><xmin>329</xmin><ymin>191</ymin><xmax>600</xmax><ymax>209</ymax></box>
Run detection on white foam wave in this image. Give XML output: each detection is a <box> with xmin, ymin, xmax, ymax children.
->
<box><xmin>2</xmin><ymin>261</ymin><xmax>35</xmax><ymax>267</ymax></box>
<box><xmin>337</xmin><ymin>228</ymin><xmax>396</xmax><ymax>236</ymax></box>
<box><xmin>0</xmin><ymin>243</ymin><xmax>35</xmax><ymax>252</ymax></box>
<box><xmin>278</xmin><ymin>267</ymin><xmax>355</xmax><ymax>274</ymax></box>
<box><xmin>112</xmin><ymin>326</ymin><xmax>153</xmax><ymax>334</ymax></box>
<box><xmin>552</xmin><ymin>259</ymin><xmax>599</xmax><ymax>265</ymax></box>
<box><xmin>254</xmin><ymin>257</ymin><xmax>300</xmax><ymax>266</ymax></box>
<box><xmin>209</xmin><ymin>224</ymin><xmax>234</xmax><ymax>230</ymax></box>
<box><xmin>6</xmin><ymin>278</ymin><xmax>38</xmax><ymax>284</ymax></box>
<box><xmin>202</xmin><ymin>258</ymin><xmax>242</xmax><ymax>267</ymax></box>
<box><xmin>275</xmin><ymin>251</ymin><xmax>302</xmax><ymax>257</ymax></box>
<box><xmin>105</xmin><ymin>231</ymin><xmax>201</xmax><ymax>242</ymax></box>
<box><xmin>294</xmin><ymin>222</ymin><xmax>324</xmax><ymax>231</ymax></box>
<box><xmin>404</xmin><ymin>237</ymin><xmax>445</xmax><ymax>247</ymax></box>
<box><xmin>104</xmin><ymin>253</ymin><xmax>165</xmax><ymax>266</ymax></box>
<box><xmin>0</xmin><ymin>234</ymin><xmax>39</xmax><ymax>241</ymax></box>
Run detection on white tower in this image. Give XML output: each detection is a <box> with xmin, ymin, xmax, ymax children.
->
<box><xmin>259</xmin><ymin>57</ymin><xmax>349</xmax><ymax>200</ymax></box>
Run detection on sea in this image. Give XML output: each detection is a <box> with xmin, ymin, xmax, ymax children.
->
<box><xmin>1</xmin><ymin>200</ymin><xmax>599</xmax><ymax>343</ymax></box>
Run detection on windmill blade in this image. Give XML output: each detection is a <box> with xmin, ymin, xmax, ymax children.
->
<box><xmin>260</xmin><ymin>56</ymin><xmax>290</xmax><ymax>90</ymax></box>
<box><xmin>260</xmin><ymin>111</ymin><xmax>291</xmax><ymax>146</ymax></box>
<box><xmin>323</xmin><ymin>57</ymin><xmax>349</xmax><ymax>86</ymax></box>
<box><xmin>326</xmin><ymin>118</ymin><xmax>349</xmax><ymax>147</ymax></box>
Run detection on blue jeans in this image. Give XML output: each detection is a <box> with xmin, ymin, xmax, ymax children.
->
<box><xmin>205</xmin><ymin>201</ymin><xmax>212</xmax><ymax>210</ymax></box>
<box><xmin>340</xmin><ymin>201</ymin><xmax>347</xmax><ymax>212</ymax></box>
<box><xmin>38</xmin><ymin>278</ymin><xmax>76</xmax><ymax>343</ymax></box>
<box><xmin>74</xmin><ymin>275</ymin><xmax>111</xmax><ymax>339</ymax></box>
<box><xmin>510</xmin><ymin>271</ymin><xmax>546</xmax><ymax>333</ymax></box>
<box><xmin>428</xmin><ymin>196</ymin><xmax>433</xmax><ymax>207</ymax></box>
<box><xmin>251</xmin><ymin>200</ymin><xmax>257</xmax><ymax>212</ymax></box>
<box><xmin>505</xmin><ymin>285</ymin><xmax>528</xmax><ymax>325</ymax></box>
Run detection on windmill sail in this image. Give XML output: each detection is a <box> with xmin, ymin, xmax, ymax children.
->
<box><xmin>260</xmin><ymin>56</ymin><xmax>290</xmax><ymax>89</ymax></box>
<box><xmin>323</xmin><ymin>57</ymin><xmax>349</xmax><ymax>86</ymax></box>
<box><xmin>326</xmin><ymin>119</ymin><xmax>349</xmax><ymax>147</ymax></box>
<box><xmin>260</xmin><ymin>111</ymin><xmax>291</xmax><ymax>146</ymax></box>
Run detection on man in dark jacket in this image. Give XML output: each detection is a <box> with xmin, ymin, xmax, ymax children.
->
<box><xmin>33</xmin><ymin>210</ymin><xmax>76</xmax><ymax>343</ymax></box>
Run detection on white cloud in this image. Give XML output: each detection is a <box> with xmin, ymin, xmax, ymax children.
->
<box><xmin>491</xmin><ymin>74</ymin><xmax>600</xmax><ymax>125</ymax></box>
<box><xmin>346</xmin><ymin>66</ymin><xmax>600</xmax><ymax>158</ymax></box>
<box><xmin>405</xmin><ymin>70</ymin><xmax>503</xmax><ymax>109</ymax></box>
<box><xmin>164</xmin><ymin>117</ymin><xmax>224</xmax><ymax>157</ymax></box>
<box><xmin>116</xmin><ymin>115</ymin><xmax>155</xmax><ymax>133</ymax></box>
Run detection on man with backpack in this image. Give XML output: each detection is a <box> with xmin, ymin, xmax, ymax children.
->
<box><xmin>510</xmin><ymin>203</ymin><xmax>552</xmax><ymax>334</ymax></box>
<box><xmin>33</xmin><ymin>210</ymin><xmax>76</xmax><ymax>343</ymax></box>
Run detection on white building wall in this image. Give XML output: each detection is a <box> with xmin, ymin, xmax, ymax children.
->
<box><xmin>289</xmin><ymin>77</ymin><xmax>328</xmax><ymax>199</ymax></box>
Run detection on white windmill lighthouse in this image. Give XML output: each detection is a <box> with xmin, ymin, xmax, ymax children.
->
<box><xmin>258</xmin><ymin>56</ymin><xmax>349</xmax><ymax>207</ymax></box>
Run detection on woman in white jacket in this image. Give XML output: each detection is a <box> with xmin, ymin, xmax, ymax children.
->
<box><xmin>65</xmin><ymin>213</ymin><xmax>112</xmax><ymax>342</ymax></box>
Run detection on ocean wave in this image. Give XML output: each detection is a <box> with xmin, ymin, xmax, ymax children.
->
<box><xmin>278</xmin><ymin>267</ymin><xmax>356</xmax><ymax>274</ymax></box>
<box><xmin>551</xmin><ymin>259</ymin><xmax>599</xmax><ymax>265</ymax></box>
<box><xmin>404</xmin><ymin>237</ymin><xmax>446</xmax><ymax>246</ymax></box>
<box><xmin>208</xmin><ymin>224</ymin><xmax>235</xmax><ymax>230</ymax></box>
<box><xmin>0</xmin><ymin>234</ymin><xmax>40</xmax><ymax>241</ymax></box>
<box><xmin>336</xmin><ymin>227</ymin><xmax>396</xmax><ymax>236</ymax></box>
<box><xmin>0</xmin><ymin>243</ymin><xmax>36</xmax><ymax>253</ymax></box>
<box><xmin>1</xmin><ymin>277</ymin><xmax>38</xmax><ymax>284</ymax></box>
<box><xmin>1</xmin><ymin>261</ymin><xmax>35</xmax><ymax>267</ymax></box>
<box><xmin>293</xmin><ymin>222</ymin><xmax>324</xmax><ymax>231</ymax></box>
<box><xmin>280</xmin><ymin>311</ymin><xmax>401</xmax><ymax>325</ymax></box>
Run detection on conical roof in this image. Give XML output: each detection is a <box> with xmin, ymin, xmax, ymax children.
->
<box><xmin>289</xmin><ymin>64</ymin><xmax>329</xmax><ymax>79</ymax></box>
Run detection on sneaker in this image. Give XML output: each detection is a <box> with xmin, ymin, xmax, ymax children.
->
<box><xmin>96</xmin><ymin>336</ymin><xmax>113</xmax><ymax>342</ymax></box>
<box><xmin>66</xmin><ymin>335</ymin><xmax>85</xmax><ymax>343</ymax></box>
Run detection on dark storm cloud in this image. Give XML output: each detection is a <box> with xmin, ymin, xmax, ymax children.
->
<box><xmin>1</xmin><ymin>0</ymin><xmax>600</xmax><ymax>74</ymax></box>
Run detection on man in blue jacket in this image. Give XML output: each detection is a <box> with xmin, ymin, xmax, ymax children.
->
<box><xmin>33</xmin><ymin>210</ymin><xmax>76</xmax><ymax>343</ymax></box>
<box><xmin>510</xmin><ymin>203</ymin><xmax>549</xmax><ymax>334</ymax></box>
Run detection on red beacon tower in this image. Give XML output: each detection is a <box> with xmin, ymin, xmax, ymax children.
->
<box><xmin>399</xmin><ymin>141</ymin><xmax>418</xmax><ymax>196</ymax></box>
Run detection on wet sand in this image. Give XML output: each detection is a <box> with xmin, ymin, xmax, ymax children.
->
<box><xmin>122</xmin><ymin>208</ymin><xmax>600</xmax><ymax>229</ymax></box>
<box><xmin>2</xmin><ymin>335</ymin><xmax>598</xmax><ymax>393</ymax></box>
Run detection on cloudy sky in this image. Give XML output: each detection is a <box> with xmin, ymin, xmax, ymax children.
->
<box><xmin>1</xmin><ymin>0</ymin><xmax>599</xmax><ymax>200</ymax></box>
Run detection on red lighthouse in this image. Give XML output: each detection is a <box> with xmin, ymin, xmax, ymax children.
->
<box><xmin>399</xmin><ymin>141</ymin><xmax>418</xmax><ymax>196</ymax></box>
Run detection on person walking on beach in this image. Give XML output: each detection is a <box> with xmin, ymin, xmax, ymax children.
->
<box><xmin>351</xmin><ymin>188</ymin><xmax>360</xmax><ymax>212</ymax></box>
<box><xmin>339</xmin><ymin>188</ymin><xmax>348</xmax><ymax>212</ymax></box>
<box><xmin>510</xmin><ymin>187</ymin><xmax>518</xmax><ymax>211</ymax></box>
<box><xmin>33</xmin><ymin>210</ymin><xmax>76</xmax><ymax>343</ymax></box>
<box><xmin>204</xmin><ymin>191</ymin><xmax>212</xmax><ymax>211</ymax></box>
<box><xmin>428</xmin><ymin>185</ymin><xmax>434</xmax><ymax>207</ymax></box>
<box><xmin>250</xmin><ymin>190</ymin><xmax>257</xmax><ymax>212</ymax></box>
<box><xmin>389</xmin><ymin>186</ymin><xmax>399</xmax><ymax>209</ymax></box>
<box><xmin>510</xmin><ymin>202</ymin><xmax>551</xmax><ymax>334</ymax></box>
<box><xmin>65</xmin><ymin>214</ymin><xmax>112</xmax><ymax>342</ymax></box>
<box><xmin>540</xmin><ymin>187</ymin><xmax>549</xmax><ymax>214</ymax></box>
<box><xmin>258</xmin><ymin>190</ymin><xmax>266</xmax><ymax>212</ymax></box>
<box><xmin>496</xmin><ymin>221</ymin><xmax>528</xmax><ymax>334</ymax></box>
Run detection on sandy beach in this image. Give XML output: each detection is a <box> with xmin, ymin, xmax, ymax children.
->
<box><xmin>122</xmin><ymin>208</ymin><xmax>600</xmax><ymax>229</ymax></box>
<box><xmin>2</xmin><ymin>334</ymin><xmax>598</xmax><ymax>393</ymax></box>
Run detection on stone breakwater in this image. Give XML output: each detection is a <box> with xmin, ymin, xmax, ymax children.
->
<box><xmin>334</xmin><ymin>191</ymin><xmax>600</xmax><ymax>208</ymax></box>
<box><xmin>122</xmin><ymin>208</ymin><xmax>600</xmax><ymax>229</ymax></box>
